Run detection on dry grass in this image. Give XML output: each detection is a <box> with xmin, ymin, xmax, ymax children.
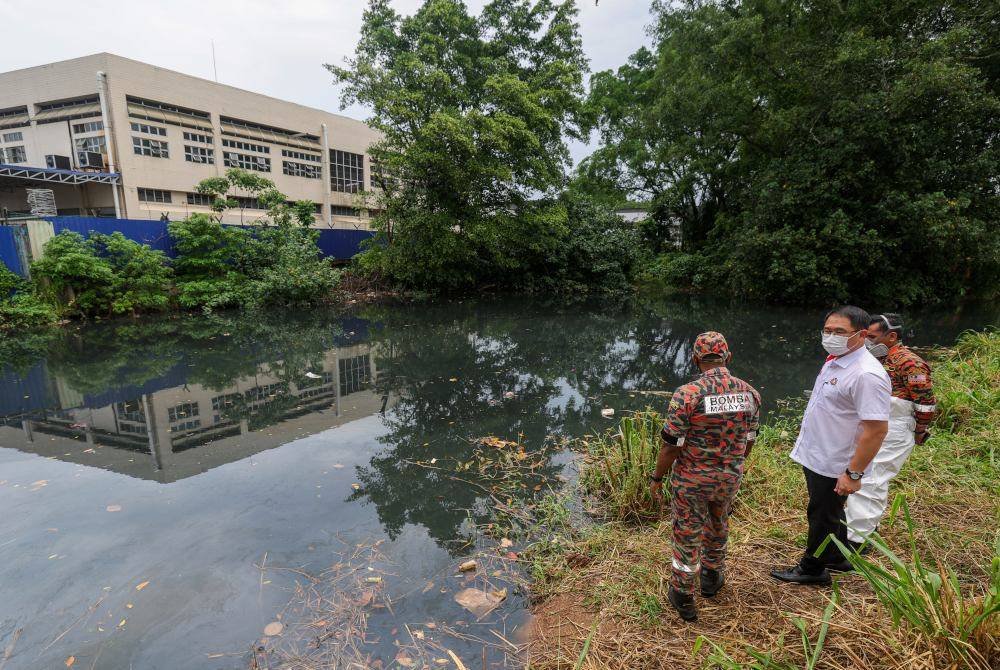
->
<box><xmin>525</xmin><ymin>332</ymin><xmax>1000</xmax><ymax>670</ymax></box>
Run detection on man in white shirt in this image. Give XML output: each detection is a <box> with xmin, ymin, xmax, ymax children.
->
<box><xmin>772</xmin><ymin>305</ymin><xmax>890</xmax><ymax>585</ymax></box>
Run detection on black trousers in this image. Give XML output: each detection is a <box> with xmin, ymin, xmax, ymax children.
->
<box><xmin>800</xmin><ymin>466</ymin><xmax>849</xmax><ymax>574</ymax></box>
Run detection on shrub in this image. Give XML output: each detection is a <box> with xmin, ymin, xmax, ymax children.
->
<box><xmin>31</xmin><ymin>231</ymin><xmax>114</xmax><ymax>316</ymax></box>
<box><xmin>168</xmin><ymin>214</ymin><xmax>244</xmax><ymax>310</ymax></box>
<box><xmin>89</xmin><ymin>232</ymin><xmax>172</xmax><ymax>315</ymax></box>
<box><xmin>580</xmin><ymin>409</ymin><xmax>664</xmax><ymax>522</ymax></box>
<box><xmin>0</xmin><ymin>261</ymin><xmax>56</xmax><ymax>332</ymax></box>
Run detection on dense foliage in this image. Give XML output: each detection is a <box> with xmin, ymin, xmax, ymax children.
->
<box><xmin>31</xmin><ymin>231</ymin><xmax>171</xmax><ymax>317</ymax></box>
<box><xmin>584</xmin><ymin>0</ymin><xmax>1000</xmax><ymax>306</ymax></box>
<box><xmin>170</xmin><ymin>169</ymin><xmax>341</xmax><ymax>310</ymax></box>
<box><xmin>331</xmin><ymin>0</ymin><xmax>634</xmax><ymax>293</ymax></box>
<box><xmin>0</xmin><ymin>261</ymin><xmax>56</xmax><ymax>332</ymax></box>
<box><xmin>14</xmin><ymin>169</ymin><xmax>337</xmax><ymax>325</ymax></box>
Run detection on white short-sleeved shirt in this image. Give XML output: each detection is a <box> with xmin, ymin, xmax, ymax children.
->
<box><xmin>791</xmin><ymin>345</ymin><xmax>891</xmax><ymax>478</ymax></box>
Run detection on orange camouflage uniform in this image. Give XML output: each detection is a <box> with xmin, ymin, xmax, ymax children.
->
<box><xmin>663</xmin><ymin>340</ymin><xmax>760</xmax><ymax>593</ymax></box>
<box><xmin>881</xmin><ymin>343</ymin><xmax>936</xmax><ymax>426</ymax></box>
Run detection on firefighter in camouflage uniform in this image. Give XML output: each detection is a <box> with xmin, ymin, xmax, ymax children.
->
<box><xmin>650</xmin><ymin>332</ymin><xmax>760</xmax><ymax>622</ymax></box>
<box><xmin>846</xmin><ymin>313</ymin><xmax>937</xmax><ymax>545</ymax></box>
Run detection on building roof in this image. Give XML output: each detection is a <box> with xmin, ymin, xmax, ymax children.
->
<box><xmin>0</xmin><ymin>52</ymin><xmax>370</xmax><ymax>129</ymax></box>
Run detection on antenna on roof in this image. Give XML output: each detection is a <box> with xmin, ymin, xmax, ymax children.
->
<box><xmin>211</xmin><ymin>40</ymin><xmax>219</xmax><ymax>82</ymax></box>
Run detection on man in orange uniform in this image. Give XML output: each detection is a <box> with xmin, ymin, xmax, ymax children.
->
<box><xmin>650</xmin><ymin>332</ymin><xmax>760</xmax><ymax>622</ymax></box>
<box><xmin>845</xmin><ymin>313</ymin><xmax>937</xmax><ymax>547</ymax></box>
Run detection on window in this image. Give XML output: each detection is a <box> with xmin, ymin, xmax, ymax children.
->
<box><xmin>75</xmin><ymin>136</ymin><xmax>106</xmax><ymax>153</ymax></box>
<box><xmin>1</xmin><ymin>146</ymin><xmax>26</xmax><ymax>163</ymax></box>
<box><xmin>133</xmin><ymin>136</ymin><xmax>169</xmax><ymax>158</ymax></box>
<box><xmin>231</xmin><ymin>195</ymin><xmax>266</xmax><ymax>210</ymax></box>
<box><xmin>127</xmin><ymin>96</ymin><xmax>211</xmax><ymax>130</ymax></box>
<box><xmin>222</xmin><ymin>138</ymin><xmax>269</xmax><ymax>154</ymax></box>
<box><xmin>281</xmin><ymin>148</ymin><xmax>321</xmax><ymax>163</ymax></box>
<box><xmin>115</xmin><ymin>399</ymin><xmax>145</xmax><ymax>423</ymax></box>
<box><xmin>167</xmin><ymin>402</ymin><xmax>199</xmax><ymax>423</ymax></box>
<box><xmin>183</xmin><ymin>131</ymin><xmax>213</xmax><ymax>144</ymax></box>
<box><xmin>184</xmin><ymin>145</ymin><xmax>214</xmax><ymax>164</ymax></box>
<box><xmin>330</xmin><ymin>149</ymin><xmax>364</xmax><ymax>193</ymax></box>
<box><xmin>72</xmin><ymin>121</ymin><xmax>103</xmax><ymax>134</ymax></box>
<box><xmin>245</xmin><ymin>383</ymin><xmax>287</xmax><ymax>402</ymax></box>
<box><xmin>138</xmin><ymin>187</ymin><xmax>171</xmax><ymax>203</ymax></box>
<box><xmin>131</xmin><ymin>122</ymin><xmax>167</xmax><ymax>136</ymax></box>
<box><xmin>287</xmin><ymin>200</ymin><xmax>322</xmax><ymax>214</ymax></box>
<box><xmin>340</xmin><ymin>354</ymin><xmax>371</xmax><ymax>396</ymax></box>
<box><xmin>75</xmin><ymin>136</ymin><xmax>106</xmax><ymax>165</ymax></box>
<box><xmin>186</xmin><ymin>192</ymin><xmax>215</xmax><ymax>206</ymax></box>
<box><xmin>170</xmin><ymin>419</ymin><xmax>201</xmax><ymax>433</ymax></box>
<box><xmin>224</xmin><ymin>152</ymin><xmax>270</xmax><ymax>172</ymax></box>
<box><xmin>211</xmin><ymin>393</ymin><xmax>241</xmax><ymax>411</ymax></box>
<box><xmin>2</xmin><ymin>131</ymin><xmax>23</xmax><ymax>142</ymax></box>
<box><xmin>120</xmin><ymin>423</ymin><xmax>148</xmax><ymax>436</ymax></box>
<box><xmin>282</xmin><ymin>160</ymin><xmax>321</xmax><ymax>179</ymax></box>
<box><xmin>330</xmin><ymin>205</ymin><xmax>361</xmax><ymax>217</ymax></box>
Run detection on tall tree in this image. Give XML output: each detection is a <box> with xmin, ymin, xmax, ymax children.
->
<box><xmin>587</xmin><ymin>0</ymin><xmax>1000</xmax><ymax>306</ymax></box>
<box><xmin>328</xmin><ymin>0</ymin><xmax>589</xmax><ymax>290</ymax></box>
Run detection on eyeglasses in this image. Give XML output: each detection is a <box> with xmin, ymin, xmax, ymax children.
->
<box><xmin>822</xmin><ymin>328</ymin><xmax>860</xmax><ymax>337</ymax></box>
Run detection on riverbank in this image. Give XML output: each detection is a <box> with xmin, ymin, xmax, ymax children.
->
<box><xmin>524</xmin><ymin>331</ymin><xmax>999</xmax><ymax>669</ymax></box>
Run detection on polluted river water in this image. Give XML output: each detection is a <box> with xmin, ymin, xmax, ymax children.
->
<box><xmin>0</xmin><ymin>296</ymin><xmax>995</xmax><ymax>669</ymax></box>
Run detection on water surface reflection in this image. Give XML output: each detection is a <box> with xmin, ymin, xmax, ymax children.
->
<box><xmin>0</xmin><ymin>297</ymin><xmax>993</xmax><ymax>668</ymax></box>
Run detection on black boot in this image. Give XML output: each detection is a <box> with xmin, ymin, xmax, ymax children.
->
<box><xmin>700</xmin><ymin>567</ymin><xmax>725</xmax><ymax>597</ymax></box>
<box><xmin>668</xmin><ymin>586</ymin><xmax>697</xmax><ymax>622</ymax></box>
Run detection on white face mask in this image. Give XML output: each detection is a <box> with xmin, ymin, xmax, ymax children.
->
<box><xmin>821</xmin><ymin>330</ymin><xmax>859</xmax><ymax>356</ymax></box>
<box><xmin>865</xmin><ymin>339</ymin><xmax>889</xmax><ymax>358</ymax></box>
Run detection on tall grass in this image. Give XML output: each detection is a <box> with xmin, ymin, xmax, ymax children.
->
<box><xmin>579</xmin><ymin>409</ymin><xmax>663</xmax><ymax>521</ymax></box>
<box><xmin>821</xmin><ymin>495</ymin><xmax>999</xmax><ymax>669</ymax></box>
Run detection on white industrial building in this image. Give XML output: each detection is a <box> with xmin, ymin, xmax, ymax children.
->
<box><xmin>0</xmin><ymin>53</ymin><xmax>380</xmax><ymax>228</ymax></box>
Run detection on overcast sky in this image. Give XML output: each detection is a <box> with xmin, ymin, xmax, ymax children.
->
<box><xmin>0</xmin><ymin>0</ymin><xmax>653</xmax><ymax>164</ymax></box>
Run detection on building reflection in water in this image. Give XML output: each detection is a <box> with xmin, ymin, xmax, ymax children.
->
<box><xmin>0</xmin><ymin>343</ymin><xmax>388</xmax><ymax>483</ymax></box>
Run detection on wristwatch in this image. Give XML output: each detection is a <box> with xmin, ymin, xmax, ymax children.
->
<box><xmin>846</xmin><ymin>468</ymin><xmax>864</xmax><ymax>481</ymax></box>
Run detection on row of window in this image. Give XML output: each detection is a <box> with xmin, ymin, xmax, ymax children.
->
<box><xmin>73</xmin><ymin>121</ymin><xmax>104</xmax><ymax>134</ymax></box>
<box><xmin>223</xmin><ymin>152</ymin><xmax>270</xmax><ymax>172</ymax></box>
<box><xmin>282</xmin><ymin>160</ymin><xmax>321</xmax><ymax>179</ymax></box>
<box><xmin>139</xmin><ymin>188</ymin><xmax>363</xmax><ymax>218</ymax></box>
<box><xmin>184</xmin><ymin>131</ymin><xmax>212</xmax><ymax>144</ymax></box>
<box><xmin>168</xmin><ymin>402</ymin><xmax>199</xmax><ymax>423</ymax></box>
<box><xmin>185</xmin><ymin>145</ymin><xmax>214</xmax><ymax>164</ymax></box>
<box><xmin>138</xmin><ymin>187</ymin><xmax>171</xmax><ymax>203</ymax></box>
<box><xmin>131</xmin><ymin>121</ymin><xmax>167</xmax><ymax>136</ymax></box>
<box><xmin>282</xmin><ymin>148</ymin><xmax>321</xmax><ymax>163</ymax></box>
<box><xmin>133</xmin><ymin>136</ymin><xmax>169</xmax><ymax>158</ymax></box>
<box><xmin>0</xmin><ymin>146</ymin><xmax>26</xmax><ymax>163</ymax></box>
<box><xmin>2</xmin><ymin>131</ymin><xmax>23</xmax><ymax>143</ymax></box>
<box><xmin>222</xmin><ymin>138</ymin><xmax>269</xmax><ymax>154</ymax></box>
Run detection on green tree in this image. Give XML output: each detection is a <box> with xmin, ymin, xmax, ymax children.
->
<box><xmin>587</xmin><ymin>0</ymin><xmax>1000</xmax><ymax>306</ymax></box>
<box><xmin>171</xmin><ymin>168</ymin><xmax>340</xmax><ymax>311</ymax></box>
<box><xmin>329</xmin><ymin>0</ymin><xmax>590</xmax><ymax>291</ymax></box>
<box><xmin>31</xmin><ymin>231</ymin><xmax>115</xmax><ymax>315</ymax></box>
<box><xmin>89</xmin><ymin>232</ymin><xmax>172</xmax><ymax>315</ymax></box>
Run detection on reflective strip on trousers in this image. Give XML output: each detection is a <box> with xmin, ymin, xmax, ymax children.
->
<box><xmin>672</xmin><ymin>558</ymin><xmax>699</xmax><ymax>574</ymax></box>
<box><xmin>915</xmin><ymin>403</ymin><xmax>937</xmax><ymax>413</ymax></box>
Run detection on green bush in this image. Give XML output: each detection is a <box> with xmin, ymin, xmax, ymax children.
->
<box><xmin>0</xmin><ymin>261</ymin><xmax>56</xmax><ymax>332</ymax></box>
<box><xmin>171</xmin><ymin>170</ymin><xmax>339</xmax><ymax>312</ymax></box>
<box><xmin>168</xmin><ymin>214</ymin><xmax>244</xmax><ymax>310</ymax></box>
<box><xmin>31</xmin><ymin>231</ymin><xmax>114</xmax><ymax>315</ymax></box>
<box><xmin>31</xmin><ymin>230</ymin><xmax>172</xmax><ymax>317</ymax></box>
<box><xmin>89</xmin><ymin>232</ymin><xmax>172</xmax><ymax>315</ymax></box>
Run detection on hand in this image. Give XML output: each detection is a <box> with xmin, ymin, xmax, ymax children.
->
<box><xmin>915</xmin><ymin>429</ymin><xmax>930</xmax><ymax>445</ymax></box>
<box><xmin>834</xmin><ymin>473</ymin><xmax>862</xmax><ymax>496</ymax></box>
<box><xmin>650</xmin><ymin>480</ymin><xmax>664</xmax><ymax>507</ymax></box>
